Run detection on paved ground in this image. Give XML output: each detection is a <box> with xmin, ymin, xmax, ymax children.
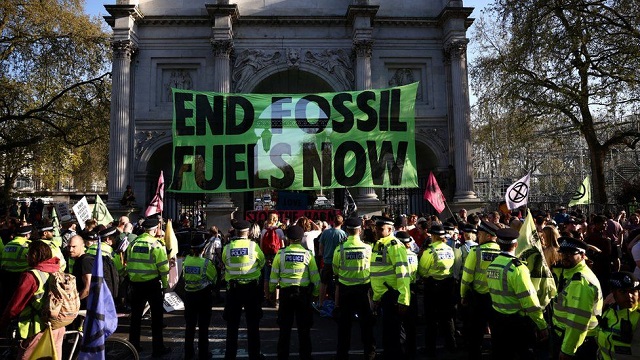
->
<box><xmin>112</xmin><ymin>294</ymin><xmax>485</xmax><ymax>360</ymax></box>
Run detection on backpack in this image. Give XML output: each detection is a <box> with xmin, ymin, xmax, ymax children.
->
<box><xmin>261</xmin><ymin>227</ymin><xmax>282</xmax><ymax>255</ymax></box>
<box><xmin>41</xmin><ymin>271</ymin><xmax>80</xmax><ymax>330</ymax></box>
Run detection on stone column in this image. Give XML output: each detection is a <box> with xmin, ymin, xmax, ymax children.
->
<box><xmin>446</xmin><ymin>40</ymin><xmax>477</xmax><ymax>201</ymax></box>
<box><xmin>205</xmin><ymin>4</ymin><xmax>238</xmax><ymax>228</ymax></box>
<box><xmin>107</xmin><ymin>39</ymin><xmax>136</xmax><ymax>208</ymax></box>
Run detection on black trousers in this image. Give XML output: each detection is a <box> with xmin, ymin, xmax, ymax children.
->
<box><xmin>402</xmin><ymin>283</ymin><xmax>419</xmax><ymax>358</ymax></box>
<box><xmin>491</xmin><ymin>310</ymin><xmax>536</xmax><ymax>360</ymax></box>
<box><xmin>380</xmin><ymin>289</ymin><xmax>405</xmax><ymax>360</ymax></box>
<box><xmin>277</xmin><ymin>286</ymin><xmax>313</xmax><ymax>360</ymax></box>
<box><xmin>184</xmin><ymin>287</ymin><xmax>213</xmax><ymax>359</ymax></box>
<box><xmin>336</xmin><ymin>283</ymin><xmax>376</xmax><ymax>360</ymax></box>
<box><xmin>129</xmin><ymin>278</ymin><xmax>165</xmax><ymax>353</ymax></box>
<box><xmin>223</xmin><ymin>280</ymin><xmax>262</xmax><ymax>360</ymax></box>
<box><xmin>464</xmin><ymin>290</ymin><xmax>493</xmax><ymax>360</ymax></box>
<box><xmin>423</xmin><ymin>277</ymin><xmax>456</xmax><ymax>354</ymax></box>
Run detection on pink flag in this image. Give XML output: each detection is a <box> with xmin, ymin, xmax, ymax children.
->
<box><xmin>145</xmin><ymin>171</ymin><xmax>164</xmax><ymax>217</ymax></box>
<box><xmin>423</xmin><ymin>171</ymin><xmax>446</xmax><ymax>213</ymax></box>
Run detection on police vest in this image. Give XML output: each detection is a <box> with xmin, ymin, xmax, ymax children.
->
<box><xmin>183</xmin><ymin>255</ymin><xmax>217</xmax><ymax>292</ymax></box>
<box><xmin>552</xmin><ymin>261</ymin><xmax>603</xmax><ymax>356</ymax></box>
<box><xmin>126</xmin><ymin>233</ymin><xmax>170</xmax><ymax>288</ymax></box>
<box><xmin>0</xmin><ymin>237</ymin><xmax>30</xmax><ymax>272</ymax></box>
<box><xmin>406</xmin><ymin>250</ymin><xmax>418</xmax><ymax>284</ymax></box>
<box><xmin>40</xmin><ymin>239</ymin><xmax>66</xmax><ymax>272</ymax></box>
<box><xmin>17</xmin><ymin>270</ymin><xmax>49</xmax><ymax>339</ymax></box>
<box><xmin>370</xmin><ymin>236</ymin><xmax>411</xmax><ymax>306</ymax></box>
<box><xmin>596</xmin><ymin>305</ymin><xmax>640</xmax><ymax>360</ymax></box>
<box><xmin>332</xmin><ymin>236</ymin><xmax>371</xmax><ymax>286</ymax></box>
<box><xmin>223</xmin><ymin>238</ymin><xmax>264</xmax><ymax>282</ymax></box>
<box><xmin>87</xmin><ymin>242</ymin><xmax>114</xmax><ymax>259</ymax></box>
<box><xmin>418</xmin><ymin>240</ymin><xmax>455</xmax><ymax>280</ymax></box>
<box><xmin>269</xmin><ymin>243</ymin><xmax>319</xmax><ymax>293</ymax></box>
<box><xmin>486</xmin><ymin>254</ymin><xmax>547</xmax><ymax>330</ymax></box>
<box><xmin>460</xmin><ymin>241</ymin><xmax>501</xmax><ymax>297</ymax></box>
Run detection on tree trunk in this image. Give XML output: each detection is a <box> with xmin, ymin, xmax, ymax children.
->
<box><xmin>586</xmin><ymin>143</ymin><xmax>608</xmax><ymax>206</ymax></box>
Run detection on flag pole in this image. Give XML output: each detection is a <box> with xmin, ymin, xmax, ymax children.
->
<box><xmin>444</xmin><ymin>201</ymin><xmax>460</xmax><ymax>227</ymax></box>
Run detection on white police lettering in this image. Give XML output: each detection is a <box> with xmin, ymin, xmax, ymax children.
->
<box><xmin>487</xmin><ymin>269</ymin><xmax>501</xmax><ymax>279</ymax></box>
<box><xmin>4</xmin><ymin>247</ymin><xmax>17</xmax><ymax>253</ymax></box>
<box><xmin>345</xmin><ymin>251</ymin><xmax>364</xmax><ymax>260</ymax></box>
<box><xmin>133</xmin><ymin>246</ymin><xmax>149</xmax><ymax>254</ymax></box>
<box><xmin>482</xmin><ymin>252</ymin><xmax>499</xmax><ymax>262</ymax></box>
<box><xmin>437</xmin><ymin>250</ymin><xmax>454</xmax><ymax>260</ymax></box>
<box><xmin>285</xmin><ymin>254</ymin><xmax>305</xmax><ymax>263</ymax></box>
<box><xmin>184</xmin><ymin>266</ymin><xmax>201</xmax><ymax>275</ymax></box>
<box><xmin>231</xmin><ymin>248</ymin><xmax>249</xmax><ymax>257</ymax></box>
<box><xmin>408</xmin><ymin>256</ymin><xmax>417</xmax><ymax>264</ymax></box>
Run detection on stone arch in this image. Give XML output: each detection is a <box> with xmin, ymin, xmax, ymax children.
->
<box><xmin>136</xmin><ymin>135</ymin><xmax>173</xmax><ymax>174</ymax></box>
<box><xmin>240</xmin><ymin>62</ymin><xmax>348</xmax><ymax>93</ymax></box>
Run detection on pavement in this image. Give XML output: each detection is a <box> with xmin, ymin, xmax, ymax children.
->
<box><xmin>111</xmin><ymin>294</ymin><xmax>487</xmax><ymax>360</ymax></box>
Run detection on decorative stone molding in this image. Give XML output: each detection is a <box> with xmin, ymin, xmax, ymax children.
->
<box><xmin>417</xmin><ymin>127</ymin><xmax>448</xmax><ymax>155</ymax></box>
<box><xmin>445</xmin><ymin>39</ymin><xmax>468</xmax><ymax>60</ymax></box>
<box><xmin>112</xmin><ymin>40</ymin><xmax>137</xmax><ymax>59</ymax></box>
<box><xmin>211</xmin><ymin>39</ymin><xmax>234</xmax><ymax>57</ymax></box>
<box><xmin>305</xmin><ymin>49</ymin><xmax>354</xmax><ymax>90</ymax></box>
<box><xmin>162</xmin><ymin>69</ymin><xmax>194</xmax><ymax>102</ymax></box>
<box><xmin>232</xmin><ymin>48</ymin><xmax>354</xmax><ymax>92</ymax></box>
<box><xmin>388</xmin><ymin>68</ymin><xmax>423</xmax><ymax>101</ymax></box>
<box><xmin>353</xmin><ymin>39</ymin><xmax>373</xmax><ymax>57</ymax></box>
<box><xmin>135</xmin><ymin>130</ymin><xmax>169</xmax><ymax>160</ymax></box>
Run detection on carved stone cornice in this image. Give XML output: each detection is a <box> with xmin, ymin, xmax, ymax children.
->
<box><xmin>135</xmin><ymin>130</ymin><xmax>169</xmax><ymax>160</ymax></box>
<box><xmin>112</xmin><ymin>40</ymin><xmax>137</xmax><ymax>59</ymax></box>
<box><xmin>211</xmin><ymin>39</ymin><xmax>234</xmax><ymax>57</ymax></box>
<box><xmin>353</xmin><ymin>39</ymin><xmax>373</xmax><ymax>58</ymax></box>
<box><xmin>417</xmin><ymin>127</ymin><xmax>448</xmax><ymax>155</ymax></box>
<box><xmin>444</xmin><ymin>39</ymin><xmax>468</xmax><ymax>60</ymax></box>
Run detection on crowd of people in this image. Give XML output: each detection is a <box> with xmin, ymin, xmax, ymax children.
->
<box><xmin>0</xmin><ymin>203</ymin><xmax>638</xmax><ymax>360</ymax></box>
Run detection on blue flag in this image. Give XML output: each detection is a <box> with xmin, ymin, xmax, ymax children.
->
<box><xmin>79</xmin><ymin>237</ymin><xmax>118</xmax><ymax>359</ymax></box>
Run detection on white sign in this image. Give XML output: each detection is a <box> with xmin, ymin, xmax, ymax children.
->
<box><xmin>55</xmin><ymin>202</ymin><xmax>70</xmax><ymax>219</ymax></box>
<box><xmin>72</xmin><ymin>196</ymin><xmax>91</xmax><ymax>230</ymax></box>
<box><xmin>163</xmin><ymin>292</ymin><xmax>185</xmax><ymax>312</ymax></box>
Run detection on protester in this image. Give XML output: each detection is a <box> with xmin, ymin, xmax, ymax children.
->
<box><xmin>317</xmin><ymin>214</ymin><xmax>346</xmax><ymax>308</ymax></box>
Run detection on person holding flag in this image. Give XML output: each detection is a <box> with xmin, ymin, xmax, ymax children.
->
<box><xmin>78</xmin><ymin>233</ymin><xmax>118</xmax><ymax>359</ymax></box>
<box><xmin>145</xmin><ymin>172</ymin><xmax>164</xmax><ymax>218</ymax></box>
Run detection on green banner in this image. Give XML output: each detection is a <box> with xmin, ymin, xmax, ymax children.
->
<box><xmin>170</xmin><ymin>83</ymin><xmax>419</xmax><ymax>193</ymax></box>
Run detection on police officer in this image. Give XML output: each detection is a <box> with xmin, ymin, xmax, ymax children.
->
<box><xmin>596</xmin><ymin>271</ymin><xmax>640</xmax><ymax>360</ymax></box>
<box><xmin>37</xmin><ymin>223</ymin><xmax>66</xmax><ymax>272</ymax></box>
<box><xmin>460</xmin><ymin>220</ymin><xmax>501</xmax><ymax>360</ymax></box>
<box><xmin>419</xmin><ymin>224</ymin><xmax>457</xmax><ymax>356</ymax></box>
<box><xmin>486</xmin><ymin>227</ymin><xmax>548</xmax><ymax>360</ymax></box>
<box><xmin>183</xmin><ymin>233</ymin><xmax>217</xmax><ymax>360</ymax></box>
<box><xmin>269</xmin><ymin>225</ymin><xmax>320</xmax><ymax>360</ymax></box>
<box><xmin>552</xmin><ymin>237</ymin><xmax>603</xmax><ymax>360</ymax></box>
<box><xmin>126</xmin><ymin>217</ymin><xmax>171</xmax><ymax>357</ymax></box>
<box><xmin>223</xmin><ymin>219</ymin><xmax>265</xmax><ymax>360</ymax></box>
<box><xmin>397</xmin><ymin>230</ymin><xmax>419</xmax><ymax>358</ymax></box>
<box><xmin>371</xmin><ymin>216</ymin><xmax>411</xmax><ymax>359</ymax></box>
<box><xmin>0</xmin><ymin>225</ymin><xmax>32</xmax><ymax>312</ymax></box>
<box><xmin>332</xmin><ymin>217</ymin><xmax>375</xmax><ymax>360</ymax></box>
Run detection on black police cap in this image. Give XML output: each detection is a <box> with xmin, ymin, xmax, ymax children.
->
<box><xmin>430</xmin><ymin>224</ymin><xmax>446</xmax><ymax>235</ymax></box>
<box><xmin>344</xmin><ymin>217</ymin><xmax>362</xmax><ymax>229</ymax></box>
<box><xmin>478</xmin><ymin>220</ymin><xmax>499</xmax><ymax>237</ymax></box>
<box><xmin>232</xmin><ymin>219</ymin><xmax>251</xmax><ymax>232</ymax></box>
<box><xmin>495</xmin><ymin>227</ymin><xmax>520</xmax><ymax>244</ymax></box>
<box><xmin>99</xmin><ymin>226</ymin><xmax>118</xmax><ymax>238</ymax></box>
<box><xmin>16</xmin><ymin>225</ymin><xmax>32</xmax><ymax>235</ymax></box>
<box><xmin>462</xmin><ymin>223</ymin><xmax>478</xmax><ymax>234</ymax></box>
<box><xmin>375</xmin><ymin>216</ymin><xmax>394</xmax><ymax>226</ymax></box>
<box><xmin>558</xmin><ymin>236</ymin><xmax>588</xmax><ymax>254</ymax></box>
<box><xmin>609</xmin><ymin>271</ymin><xmax>640</xmax><ymax>290</ymax></box>
<box><xmin>286</xmin><ymin>225</ymin><xmax>305</xmax><ymax>241</ymax></box>
<box><xmin>443</xmin><ymin>222</ymin><xmax>455</xmax><ymax>231</ymax></box>
<box><xmin>396</xmin><ymin>231</ymin><xmax>412</xmax><ymax>244</ymax></box>
<box><xmin>142</xmin><ymin>217</ymin><xmax>159</xmax><ymax>230</ymax></box>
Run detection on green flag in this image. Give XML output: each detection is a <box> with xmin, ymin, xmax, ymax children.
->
<box><xmin>568</xmin><ymin>176</ymin><xmax>591</xmax><ymax>207</ymax></box>
<box><xmin>93</xmin><ymin>195</ymin><xmax>113</xmax><ymax>226</ymax></box>
<box><xmin>50</xmin><ymin>206</ymin><xmax>62</xmax><ymax>247</ymax></box>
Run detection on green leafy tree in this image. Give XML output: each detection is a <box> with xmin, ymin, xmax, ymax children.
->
<box><xmin>0</xmin><ymin>0</ymin><xmax>111</xmax><ymax>201</ymax></box>
<box><xmin>471</xmin><ymin>0</ymin><xmax>640</xmax><ymax>204</ymax></box>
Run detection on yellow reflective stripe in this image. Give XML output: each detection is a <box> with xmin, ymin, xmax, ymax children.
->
<box><xmin>339</xmin><ymin>276</ymin><xmax>369</xmax><ymax>284</ymax></box>
<box><xmin>396</xmin><ymin>273</ymin><xmax>410</xmax><ymax>278</ymax></box>
<box><xmin>516</xmin><ymin>291</ymin><xmax>533</xmax><ymax>299</ymax></box>
<box><xmin>524</xmin><ymin>306</ymin><xmax>540</xmax><ymax>313</ymax></box>
<box><xmin>396</xmin><ymin>261</ymin><xmax>408</xmax><ymax>267</ymax></box>
<box><xmin>554</xmin><ymin>315</ymin><xmax>590</xmax><ymax>331</ymax></box>
<box><xmin>227</xmin><ymin>267</ymin><xmax>260</xmax><ymax>275</ymax></box>
<box><xmin>281</xmin><ymin>268</ymin><xmax>305</xmax><ymax>274</ymax></box>
<box><xmin>461</xmin><ymin>279</ymin><xmax>472</xmax><ymax>286</ymax></box>
<box><xmin>371</xmin><ymin>270</ymin><xmax>395</xmax><ymax>277</ymax></box>
<box><xmin>493</xmin><ymin>302</ymin><xmax>521</xmax><ymax>310</ymax></box>
<box><xmin>128</xmin><ymin>268</ymin><xmax>158</xmax><ymax>275</ymax></box>
<box><xmin>341</xmin><ymin>266</ymin><xmax>369</xmax><ymax>271</ymax></box>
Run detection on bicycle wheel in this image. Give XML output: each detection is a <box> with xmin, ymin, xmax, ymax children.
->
<box><xmin>104</xmin><ymin>337</ymin><xmax>139</xmax><ymax>360</ymax></box>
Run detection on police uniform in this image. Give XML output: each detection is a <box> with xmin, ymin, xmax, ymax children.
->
<box><xmin>460</xmin><ymin>220</ymin><xmax>501</xmax><ymax>360</ymax></box>
<box><xmin>269</xmin><ymin>225</ymin><xmax>320</xmax><ymax>360</ymax></box>
<box><xmin>37</xmin><ymin>224</ymin><xmax>66</xmax><ymax>272</ymax></box>
<box><xmin>223</xmin><ymin>219</ymin><xmax>266</xmax><ymax>360</ymax></box>
<box><xmin>487</xmin><ymin>228</ymin><xmax>547</xmax><ymax>360</ymax></box>
<box><xmin>370</xmin><ymin>216</ymin><xmax>411</xmax><ymax>359</ymax></box>
<box><xmin>332</xmin><ymin>218</ymin><xmax>375</xmax><ymax>360</ymax></box>
<box><xmin>596</xmin><ymin>272</ymin><xmax>640</xmax><ymax>360</ymax></box>
<box><xmin>419</xmin><ymin>224</ymin><xmax>457</xmax><ymax>355</ymax></box>
<box><xmin>552</xmin><ymin>237</ymin><xmax>603</xmax><ymax>360</ymax></box>
<box><xmin>0</xmin><ymin>226</ymin><xmax>32</xmax><ymax>312</ymax></box>
<box><xmin>183</xmin><ymin>233</ymin><xmax>217</xmax><ymax>360</ymax></box>
<box><xmin>126</xmin><ymin>218</ymin><xmax>171</xmax><ymax>357</ymax></box>
<box><xmin>397</xmin><ymin>231</ymin><xmax>419</xmax><ymax>358</ymax></box>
